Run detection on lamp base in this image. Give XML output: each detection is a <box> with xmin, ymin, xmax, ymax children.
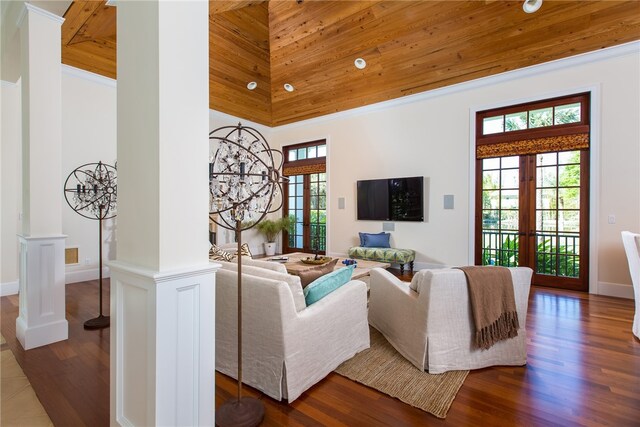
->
<box><xmin>84</xmin><ymin>315</ymin><xmax>110</xmax><ymax>330</ymax></box>
<box><xmin>216</xmin><ymin>397</ymin><xmax>264</xmax><ymax>427</ymax></box>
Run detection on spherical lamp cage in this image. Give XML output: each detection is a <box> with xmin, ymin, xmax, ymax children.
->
<box><xmin>209</xmin><ymin>123</ymin><xmax>286</xmax><ymax>232</ymax></box>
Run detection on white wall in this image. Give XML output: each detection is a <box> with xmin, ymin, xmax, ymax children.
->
<box><xmin>61</xmin><ymin>66</ymin><xmax>118</xmax><ymax>283</ymax></box>
<box><xmin>1</xmin><ymin>80</ymin><xmax>22</xmax><ymax>293</ymax></box>
<box><xmin>270</xmin><ymin>43</ymin><xmax>640</xmax><ymax>295</ymax></box>
<box><xmin>1</xmin><ymin>66</ymin><xmax>118</xmax><ymax>287</ymax></box>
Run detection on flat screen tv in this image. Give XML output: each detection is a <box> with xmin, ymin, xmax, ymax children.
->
<box><xmin>357</xmin><ymin>176</ymin><xmax>423</xmax><ymax>221</ymax></box>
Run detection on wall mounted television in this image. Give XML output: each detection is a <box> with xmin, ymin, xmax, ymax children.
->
<box><xmin>357</xmin><ymin>176</ymin><xmax>424</xmax><ymax>221</ymax></box>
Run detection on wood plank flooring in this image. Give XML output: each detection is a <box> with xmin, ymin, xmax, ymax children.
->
<box><xmin>1</xmin><ymin>274</ymin><xmax>639</xmax><ymax>426</ymax></box>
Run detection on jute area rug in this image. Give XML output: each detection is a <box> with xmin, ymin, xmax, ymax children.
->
<box><xmin>335</xmin><ymin>327</ymin><xmax>468</xmax><ymax>419</ymax></box>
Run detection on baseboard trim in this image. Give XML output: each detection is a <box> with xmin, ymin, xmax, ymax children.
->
<box><xmin>66</xmin><ymin>267</ymin><xmax>111</xmax><ymax>284</ymax></box>
<box><xmin>1</xmin><ymin>281</ymin><xmax>19</xmax><ymax>296</ymax></box>
<box><xmin>597</xmin><ymin>281</ymin><xmax>635</xmax><ymax>299</ymax></box>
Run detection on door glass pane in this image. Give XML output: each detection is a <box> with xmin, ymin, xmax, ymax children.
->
<box><xmin>537</xmin><ymin>189</ymin><xmax>557</xmax><ymax>209</ymax></box>
<box><xmin>558</xmin><ymin>188</ymin><xmax>579</xmax><ymax>209</ymax></box>
<box><xmin>483</xmin><ymin>190</ymin><xmax>499</xmax><ymax>209</ymax></box>
<box><xmin>483</xmin><ymin>210</ymin><xmax>499</xmax><ymax>229</ymax></box>
<box><xmin>558</xmin><ymin>165</ymin><xmax>580</xmax><ymax>187</ymax></box>
<box><xmin>537</xmin><ymin>210</ymin><xmax>557</xmax><ymax>231</ymax></box>
<box><xmin>537</xmin><ymin>166</ymin><xmax>557</xmax><ymax>187</ymax></box>
<box><xmin>537</xmin><ymin>152</ymin><xmax>557</xmax><ymax>166</ymax></box>
<box><xmin>500</xmin><ymin>210</ymin><xmax>518</xmax><ymax>230</ymax></box>
<box><xmin>501</xmin><ymin>169</ymin><xmax>519</xmax><ymax>189</ymax></box>
<box><xmin>534</xmin><ymin>151</ymin><xmax>582</xmax><ymax>278</ymax></box>
<box><xmin>483</xmin><ymin>171</ymin><xmax>499</xmax><ymax>189</ymax></box>
<box><xmin>501</xmin><ymin>156</ymin><xmax>519</xmax><ymax>169</ymax></box>
<box><xmin>480</xmin><ymin>156</ymin><xmax>519</xmax><ymax>267</ymax></box>
<box><xmin>558</xmin><ymin>150</ymin><xmax>580</xmax><ymax>165</ymax></box>
<box><xmin>483</xmin><ymin>158</ymin><xmax>500</xmax><ymax>170</ymax></box>
<box><xmin>559</xmin><ymin>210</ymin><xmax>579</xmax><ymax>232</ymax></box>
<box><xmin>501</xmin><ymin>190</ymin><xmax>518</xmax><ymax>209</ymax></box>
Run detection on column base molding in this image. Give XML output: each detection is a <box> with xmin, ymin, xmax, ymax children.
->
<box><xmin>109</xmin><ymin>260</ymin><xmax>219</xmax><ymax>427</ymax></box>
<box><xmin>16</xmin><ymin>234</ymin><xmax>68</xmax><ymax>350</ymax></box>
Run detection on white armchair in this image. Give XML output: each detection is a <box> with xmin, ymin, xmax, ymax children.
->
<box><xmin>368</xmin><ymin>267</ymin><xmax>532</xmax><ymax>373</ymax></box>
<box><xmin>215</xmin><ymin>267</ymin><xmax>370</xmax><ymax>402</ymax></box>
<box><xmin>621</xmin><ymin>231</ymin><xmax>640</xmax><ymax>339</ymax></box>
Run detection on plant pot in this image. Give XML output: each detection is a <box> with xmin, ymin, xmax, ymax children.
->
<box><xmin>264</xmin><ymin>242</ymin><xmax>277</xmax><ymax>256</ymax></box>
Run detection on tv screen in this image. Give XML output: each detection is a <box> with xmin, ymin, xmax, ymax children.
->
<box><xmin>357</xmin><ymin>177</ymin><xmax>423</xmax><ymax>222</ymax></box>
<box><xmin>357</xmin><ymin>179</ymin><xmax>389</xmax><ymax>221</ymax></box>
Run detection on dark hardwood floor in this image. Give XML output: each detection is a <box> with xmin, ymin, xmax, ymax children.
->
<box><xmin>1</xmin><ymin>272</ymin><xmax>639</xmax><ymax>426</ymax></box>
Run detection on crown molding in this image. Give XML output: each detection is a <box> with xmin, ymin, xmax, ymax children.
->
<box><xmin>62</xmin><ymin>64</ymin><xmax>117</xmax><ymax>88</ymax></box>
<box><xmin>273</xmin><ymin>41</ymin><xmax>640</xmax><ymax>131</ymax></box>
<box><xmin>17</xmin><ymin>2</ymin><xmax>65</xmax><ymax>28</ymax></box>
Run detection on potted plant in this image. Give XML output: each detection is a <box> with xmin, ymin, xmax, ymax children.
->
<box><xmin>255</xmin><ymin>217</ymin><xmax>291</xmax><ymax>256</ymax></box>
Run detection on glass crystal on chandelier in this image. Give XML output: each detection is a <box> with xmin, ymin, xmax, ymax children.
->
<box><xmin>209</xmin><ymin>123</ymin><xmax>286</xmax><ymax>231</ymax></box>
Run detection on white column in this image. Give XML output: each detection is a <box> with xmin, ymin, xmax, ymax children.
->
<box><xmin>15</xmin><ymin>3</ymin><xmax>68</xmax><ymax>350</ymax></box>
<box><xmin>111</xmin><ymin>1</ymin><xmax>215</xmax><ymax>426</ymax></box>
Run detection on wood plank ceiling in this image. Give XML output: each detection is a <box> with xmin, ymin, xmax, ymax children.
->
<box><xmin>61</xmin><ymin>1</ymin><xmax>640</xmax><ymax>127</ymax></box>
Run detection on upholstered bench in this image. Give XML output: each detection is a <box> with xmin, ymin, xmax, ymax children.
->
<box><xmin>348</xmin><ymin>247</ymin><xmax>416</xmax><ymax>275</ymax></box>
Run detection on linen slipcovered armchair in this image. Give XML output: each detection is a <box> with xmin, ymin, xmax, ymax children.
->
<box><xmin>368</xmin><ymin>267</ymin><xmax>532</xmax><ymax>373</ymax></box>
<box><xmin>215</xmin><ymin>263</ymin><xmax>370</xmax><ymax>402</ymax></box>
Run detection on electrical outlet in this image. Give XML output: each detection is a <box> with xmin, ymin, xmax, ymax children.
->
<box><xmin>607</xmin><ymin>215</ymin><xmax>616</xmax><ymax>224</ymax></box>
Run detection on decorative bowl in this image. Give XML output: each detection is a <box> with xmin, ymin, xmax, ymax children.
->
<box><xmin>300</xmin><ymin>256</ymin><xmax>333</xmax><ymax>265</ymax></box>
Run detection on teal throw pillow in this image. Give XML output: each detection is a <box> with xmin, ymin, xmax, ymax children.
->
<box><xmin>304</xmin><ymin>265</ymin><xmax>355</xmax><ymax>305</ymax></box>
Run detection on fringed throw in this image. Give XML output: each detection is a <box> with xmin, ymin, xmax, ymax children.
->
<box><xmin>456</xmin><ymin>266</ymin><xmax>519</xmax><ymax>350</ymax></box>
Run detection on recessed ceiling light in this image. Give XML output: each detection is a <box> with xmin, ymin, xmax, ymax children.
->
<box><xmin>354</xmin><ymin>58</ymin><xmax>367</xmax><ymax>69</ymax></box>
<box><xmin>522</xmin><ymin>0</ymin><xmax>542</xmax><ymax>13</ymax></box>
<box><xmin>247</xmin><ymin>81</ymin><xmax>257</xmax><ymax>90</ymax></box>
<box><xmin>284</xmin><ymin>83</ymin><xmax>294</xmax><ymax>92</ymax></box>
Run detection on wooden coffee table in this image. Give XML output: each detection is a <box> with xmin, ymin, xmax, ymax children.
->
<box><xmin>277</xmin><ymin>252</ymin><xmax>390</xmax><ymax>281</ymax></box>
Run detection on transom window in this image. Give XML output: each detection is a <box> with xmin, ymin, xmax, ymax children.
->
<box><xmin>478</xmin><ymin>93</ymin><xmax>589</xmax><ymax>140</ymax></box>
<box><xmin>287</xmin><ymin>144</ymin><xmax>326</xmax><ymax>162</ymax></box>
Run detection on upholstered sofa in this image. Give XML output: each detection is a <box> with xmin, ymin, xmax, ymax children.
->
<box><xmin>368</xmin><ymin>267</ymin><xmax>533</xmax><ymax>373</ymax></box>
<box><xmin>215</xmin><ymin>258</ymin><xmax>370</xmax><ymax>402</ymax></box>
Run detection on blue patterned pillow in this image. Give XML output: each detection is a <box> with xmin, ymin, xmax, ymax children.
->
<box><xmin>362</xmin><ymin>232</ymin><xmax>390</xmax><ymax>248</ymax></box>
<box><xmin>304</xmin><ymin>265</ymin><xmax>355</xmax><ymax>305</ymax></box>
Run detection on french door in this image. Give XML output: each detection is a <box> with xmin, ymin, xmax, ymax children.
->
<box><xmin>476</xmin><ymin>150</ymin><xmax>589</xmax><ymax>290</ymax></box>
<box><xmin>475</xmin><ymin>93</ymin><xmax>590</xmax><ymax>291</ymax></box>
<box><xmin>282</xmin><ymin>141</ymin><xmax>327</xmax><ymax>254</ymax></box>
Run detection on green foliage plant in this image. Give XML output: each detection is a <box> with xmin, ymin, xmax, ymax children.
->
<box><xmin>255</xmin><ymin>217</ymin><xmax>291</xmax><ymax>242</ymax></box>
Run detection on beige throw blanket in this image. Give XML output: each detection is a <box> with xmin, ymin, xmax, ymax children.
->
<box><xmin>456</xmin><ymin>266</ymin><xmax>519</xmax><ymax>350</ymax></box>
